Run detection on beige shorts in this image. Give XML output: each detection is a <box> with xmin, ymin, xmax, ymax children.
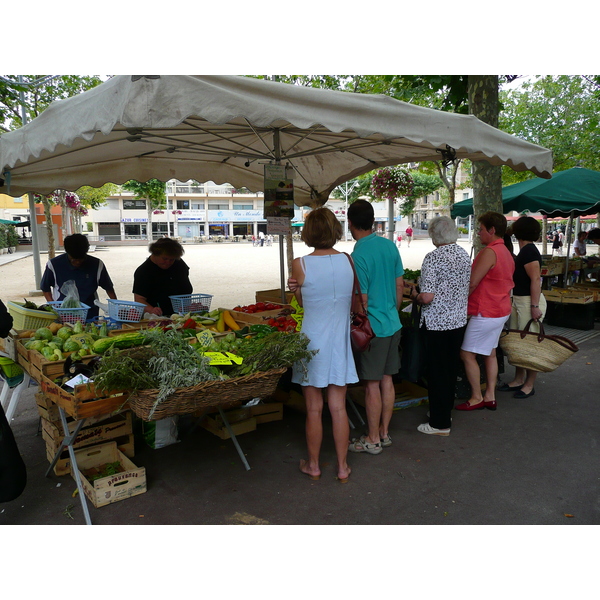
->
<box><xmin>509</xmin><ymin>294</ymin><xmax>547</xmax><ymax>332</ymax></box>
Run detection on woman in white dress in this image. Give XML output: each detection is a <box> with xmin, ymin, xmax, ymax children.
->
<box><xmin>290</xmin><ymin>208</ymin><xmax>357</xmax><ymax>483</ymax></box>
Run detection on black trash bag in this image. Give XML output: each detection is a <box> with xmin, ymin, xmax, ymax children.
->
<box><xmin>398</xmin><ymin>301</ymin><xmax>427</xmax><ymax>384</ymax></box>
<box><xmin>0</xmin><ymin>403</ymin><xmax>27</xmax><ymax>503</ymax></box>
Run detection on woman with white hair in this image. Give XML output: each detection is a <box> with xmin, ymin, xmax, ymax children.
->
<box><xmin>409</xmin><ymin>216</ymin><xmax>471</xmax><ymax>435</ymax></box>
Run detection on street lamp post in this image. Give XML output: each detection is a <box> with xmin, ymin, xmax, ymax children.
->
<box><xmin>336</xmin><ymin>180</ymin><xmax>358</xmax><ymax>240</ymax></box>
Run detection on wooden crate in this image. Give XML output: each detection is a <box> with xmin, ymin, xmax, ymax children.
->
<box><xmin>39</xmin><ymin>373</ymin><xmax>129</xmax><ymax>420</ymax></box>
<box><xmin>543</xmin><ymin>288</ymin><xmax>594</xmax><ymax>305</ymax></box>
<box><xmin>1</xmin><ymin>330</ymin><xmax>31</xmax><ymax>361</ymax></box>
<box><xmin>255</xmin><ymin>289</ymin><xmax>294</xmax><ymax>305</ymax></box>
<box><xmin>72</xmin><ymin>441</ymin><xmax>146</xmax><ymax>508</ymax></box>
<box><xmin>200</xmin><ymin>414</ymin><xmax>257</xmax><ymax>440</ymax></box>
<box><xmin>46</xmin><ymin>433</ymin><xmax>135</xmax><ymax>476</ymax></box>
<box><xmin>26</xmin><ymin>349</ymin><xmax>97</xmax><ymax>379</ymax></box>
<box><xmin>41</xmin><ymin>411</ymin><xmax>133</xmax><ymax>452</ymax></box>
<box><xmin>225</xmin><ymin>304</ymin><xmax>292</xmax><ymax>324</ymax></box>
<box><xmin>348</xmin><ymin>381</ymin><xmax>428</xmax><ymax>411</ymax></box>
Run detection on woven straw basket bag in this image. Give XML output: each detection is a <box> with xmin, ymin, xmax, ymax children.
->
<box><xmin>499</xmin><ymin>319</ymin><xmax>578</xmax><ymax>373</ymax></box>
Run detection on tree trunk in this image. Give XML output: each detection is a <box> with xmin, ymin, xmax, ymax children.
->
<box><xmin>468</xmin><ymin>75</ymin><xmax>502</xmax><ymax>253</ymax></box>
<box><xmin>41</xmin><ymin>196</ymin><xmax>56</xmax><ymax>259</ymax></box>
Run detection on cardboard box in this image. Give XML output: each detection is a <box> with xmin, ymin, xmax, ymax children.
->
<box><xmin>255</xmin><ymin>289</ymin><xmax>294</xmax><ymax>305</ymax></box>
<box><xmin>73</xmin><ymin>441</ymin><xmax>146</xmax><ymax>508</ymax></box>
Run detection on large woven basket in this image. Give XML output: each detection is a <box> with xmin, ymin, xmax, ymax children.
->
<box><xmin>499</xmin><ymin>319</ymin><xmax>578</xmax><ymax>373</ymax></box>
<box><xmin>127</xmin><ymin>367</ymin><xmax>288</xmax><ymax>421</ymax></box>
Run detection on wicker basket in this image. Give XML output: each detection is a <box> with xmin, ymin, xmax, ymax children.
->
<box><xmin>127</xmin><ymin>367</ymin><xmax>287</xmax><ymax>421</ymax></box>
<box><xmin>499</xmin><ymin>320</ymin><xmax>579</xmax><ymax>373</ymax></box>
<box><xmin>6</xmin><ymin>301</ymin><xmax>58</xmax><ymax>331</ymax></box>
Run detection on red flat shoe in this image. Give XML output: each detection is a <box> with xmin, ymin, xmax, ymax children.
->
<box><xmin>483</xmin><ymin>400</ymin><xmax>497</xmax><ymax>411</ymax></box>
<box><xmin>455</xmin><ymin>400</ymin><xmax>486</xmax><ymax>411</ymax></box>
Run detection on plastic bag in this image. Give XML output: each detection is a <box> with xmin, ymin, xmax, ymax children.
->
<box><xmin>60</xmin><ymin>280</ymin><xmax>82</xmax><ymax>309</ymax></box>
<box><xmin>143</xmin><ymin>417</ymin><xmax>179</xmax><ymax>449</ymax></box>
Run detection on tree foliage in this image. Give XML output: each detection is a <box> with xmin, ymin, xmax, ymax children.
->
<box><xmin>0</xmin><ymin>75</ymin><xmax>104</xmax><ymax>132</ymax></box>
<box><xmin>76</xmin><ymin>183</ymin><xmax>118</xmax><ymax>209</ymax></box>
<box><xmin>499</xmin><ymin>75</ymin><xmax>600</xmax><ymax>184</ymax></box>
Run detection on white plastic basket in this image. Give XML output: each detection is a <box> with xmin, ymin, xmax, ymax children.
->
<box><xmin>169</xmin><ymin>293</ymin><xmax>213</xmax><ymax>315</ymax></box>
<box><xmin>107</xmin><ymin>299</ymin><xmax>146</xmax><ymax>323</ymax></box>
<box><xmin>47</xmin><ymin>301</ymin><xmax>90</xmax><ymax>325</ymax></box>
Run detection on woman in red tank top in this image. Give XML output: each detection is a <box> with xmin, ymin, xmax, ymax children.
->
<box><xmin>457</xmin><ymin>212</ymin><xmax>515</xmax><ymax>412</ymax></box>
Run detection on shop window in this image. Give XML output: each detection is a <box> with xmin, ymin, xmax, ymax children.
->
<box><xmin>123</xmin><ymin>199</ymin><xmax>147</xmax><ymax>210</ymax></box>
<box><xmin>177</xmin><ymin>200</ymin><xmax>190</xmax><ymax>210</ymax></box>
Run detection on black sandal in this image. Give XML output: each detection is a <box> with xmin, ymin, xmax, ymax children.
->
<box><xmin>497</xmin><ymin>382</ymin><xmax>523</xmax><ymax>392</ymax></box>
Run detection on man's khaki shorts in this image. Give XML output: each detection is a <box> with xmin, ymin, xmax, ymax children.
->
<box><xmin>354</xmin><ymin>328</ymin><xmax>401</xmax><ymax>381</ymax></box>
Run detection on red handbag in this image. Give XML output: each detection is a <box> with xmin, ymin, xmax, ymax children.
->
<box><xmin>344</xmin><ymin>253</ymin><xmax>375</xmax><ymax>352</ymax></box>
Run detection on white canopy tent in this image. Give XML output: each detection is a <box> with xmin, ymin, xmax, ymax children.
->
<box><xmin>0</xmin><ymin>75</ymin><xmax>552</xmax><ymax>203</ymax></box>
<box><xmin>0</xmin><ymin>75</ymin><xmax>553</xmax><ymax>292</ymax></box>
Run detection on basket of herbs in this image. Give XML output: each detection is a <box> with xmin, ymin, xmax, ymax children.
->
<box><xmin>92</xmin><ymin>328</ymin><xmax>316</xmax><ymax>421</ymax></box>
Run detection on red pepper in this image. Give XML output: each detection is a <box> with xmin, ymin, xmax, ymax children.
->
<box><xmin>182</xmin><ymin>318</ymin><xmax>197</xmax><ymax>329</ymax></box>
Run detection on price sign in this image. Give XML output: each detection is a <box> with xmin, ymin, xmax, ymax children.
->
<box><xmin>196</xmin><ymin>330</ymin><xmax>214</xmax><ymax>347</ymax></box>
<box><xmin>202</xmin><ymin>352</ymin><xmax>244</xmax><ymax>365</ymax></box>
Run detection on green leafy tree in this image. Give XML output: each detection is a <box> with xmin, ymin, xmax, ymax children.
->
<box><xmin>76</xmin><ymin>183</ymin><xmax>118</xmax><ymax>209</ymax></box>
<box><xmin>0</xmin><ymin>75</ymin><xmax>104</xmax><ymax>132</ymax></box>
<box><xmin>402</xmin><ymin>172</ymin><xmax>445</xmax><ymax>216</ymax></box>
<box><xmin>499</xmin><ymin>75</ymin><xmax>600</xmax><ymax>184</ymax></box>
<box><xmin>121</xmin><ymin>179</ymin><xmax>166</xmax><ymax>240</ymax></box>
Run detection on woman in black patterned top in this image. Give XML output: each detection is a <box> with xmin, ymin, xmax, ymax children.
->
<box><xmin>410</xmin><ymin>217</ymin><xmax>471</xmax><ymax>435</ymax></box>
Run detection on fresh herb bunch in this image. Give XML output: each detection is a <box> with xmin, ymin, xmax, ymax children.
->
<box><xmin>228</xmin><ymin>331</ymin><xmax>317</xmax><ymax>377</ymax></box>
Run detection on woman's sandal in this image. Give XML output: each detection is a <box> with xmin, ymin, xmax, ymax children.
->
<box><xmin>299</xmin><ymin>459</ymin><xmax>320</xmax><ymax>480</ymax></box>
<box><xmin>336</xmin><ymin>469</ymin><xmax>351</xmax><ymax>484</ymax></box>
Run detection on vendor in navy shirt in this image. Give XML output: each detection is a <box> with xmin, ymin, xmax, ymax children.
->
<box><xmin>40</xmin><ymin>233</ymin><xmax>117</xmax><ymax>319</ymax></box>
<box><xmin>133</xmin><ymin>237</ymin><xmax>192</xmax><ymax>317</ymax></box>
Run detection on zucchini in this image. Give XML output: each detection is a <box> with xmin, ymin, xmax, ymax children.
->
<box><xmin>92</xmin><ymin>332</ymin><xmax>147</xmax><ymax>354</ymax></box>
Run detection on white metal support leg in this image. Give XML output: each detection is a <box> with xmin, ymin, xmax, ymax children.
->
<box><xmin>45</xmin><ymin>407</ymin><xmax>93</xmax><ymax>525</ymax></box>
<box><xmin>217</xmin><ymin>406</ymin><xmax>251</xmax><ymax>471</ymax></box>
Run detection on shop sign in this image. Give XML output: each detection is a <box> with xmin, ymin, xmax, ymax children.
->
<box><xmin>264</xmin><ymin>164</ymin><xmax>294</xmax><ymax>218</ymax></box>
<box><xmin>207</xmin><ymin>210</ymin><xmax>264</xmax><ymax>222</ymax></box>
<box><xmin>121</xmin><ymin>217</ymin><xmax>148</xmax><ymax>222</ymax></box>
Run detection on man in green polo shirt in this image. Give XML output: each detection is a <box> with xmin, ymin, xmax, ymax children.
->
<box><xmin>348</xmin><ymin>200</ymin><xmax>404</xmax><ymax>455</ymax></box>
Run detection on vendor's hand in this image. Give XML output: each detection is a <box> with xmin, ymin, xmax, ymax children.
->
<box><xmin>531</xmin><ymin>306</ymin><xmax>543</xmax><ymax>321</ymax></box>
<box><xmin>146</xmin><ymin>306</ymin><xmax>163</xmax><ymax>316</ymax></box>
<box><xmin>287</xmin><ymin>277</ymin><xmax>299</xmax><ymax>293</ymax></box>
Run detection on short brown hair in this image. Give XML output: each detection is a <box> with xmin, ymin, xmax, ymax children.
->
<box><xmin>511</xmin><ymin>216</ymin><xmax>541</xmax><ymax>242</ymax></box>
<box><xmin>149</xmin><ymin>237</ymin><xmax>185</xmax><ymax>258</ymax></box>
<box><xmin>301</xmin><ymin>207</ymin><xmax>343</xmax><ymax>249</ymax></box>
<box><xmin>478</xmin><ymin>211</ymin><xmax>507</xmax><ymax>238</ymax></box>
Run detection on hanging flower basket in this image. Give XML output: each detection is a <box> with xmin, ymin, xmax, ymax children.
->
<box><xmin>370</xmin><ymin>167</ymin><xmax>414</xmax><ymax>202</ymax></box>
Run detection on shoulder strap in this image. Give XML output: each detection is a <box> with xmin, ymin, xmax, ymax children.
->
<box><xmin>343</xmin><ymin>252</ymin><xmax>366</xmax><ymax>313</ymax></box>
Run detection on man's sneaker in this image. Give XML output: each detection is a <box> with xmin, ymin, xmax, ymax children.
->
<box><xmin>417</xmin><ymin>423</ymin><xmax>450</xmax><ymax>436</ymax></box>
<box><xmin>348</xmin><ymin>435</ymin><xmax>383</xmax><ymax>455</ymax></box>
<box><xmin>380</xmin><ymin>434</ymin><xmax>392</xmax><ymax>447</ymax></box>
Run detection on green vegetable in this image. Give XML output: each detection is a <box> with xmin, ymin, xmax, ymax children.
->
<box><xmin>57</xmin><ymin>326</ymin><xmax>73</xmax><ymax>341</ymax></box>
<box><xmin>73</xmin><ymin>321</ymin><xmax>84</xmax><ymax>334</ymax></box>
<box><xmin>34</xmin><ymin>327</ymin><xmax>54</xmax><ymax>341</ymax></box>
<box><xmin>92</xmin><ymin>332</ymin><xmax>148</xmax><ymax>354</ymax></box>
<box><xmin>63</xmin><ymin>340</ymin><xmax>81</xmax><ymax>353</ymax></box>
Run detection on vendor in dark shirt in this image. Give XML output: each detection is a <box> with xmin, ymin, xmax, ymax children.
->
<box><xmin>40</xmin><ymin>233</ymin><xmax>117</xmax><ymax>319</ymax></box>
<box><xmin>133</xmin><ymin>238</ymin><xmax>192</xmax><ymax>316</ymax></box>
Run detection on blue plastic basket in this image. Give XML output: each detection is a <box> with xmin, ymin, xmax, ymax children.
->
<box><xmin>48</xmin><ymin>301</ymin><xmax>90</xmax><ymax>325</ymax></box>
<box><xmin>107</xmin><ymin>299</ymin><xmax>146</xmax><ymax>323</ymax></box>
<box><xmin>169</xmin><ymin>293</ymin><xmax>213</xmax><ymax>315</ymax></box>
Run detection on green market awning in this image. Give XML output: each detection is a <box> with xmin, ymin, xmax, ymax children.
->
<box><xmin>451</xmin><ymin>167</ymin><xmax>600</xmax><ymax>219</ymax></box>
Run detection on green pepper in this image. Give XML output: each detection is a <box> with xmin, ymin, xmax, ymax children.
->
<box><xmin>249</xmin><ymin>324</ymin><xmax>277</xmax><ymax>338</ymax></box>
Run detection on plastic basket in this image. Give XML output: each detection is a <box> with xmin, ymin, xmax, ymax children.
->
<box><xmin>6</xmin><ymin>301</ymin><xmax>58</xmax><ymax>331</ymax></box>
<box><xmin>169</xmin><ymin>293</ymin><xmax>213</xmax><ymax>315</ymax></box>
<box><xmin>47</xmin><ymin>301</ymin><xmax>90</xmax><ymax>325</ymax></box>
<box><xmin>107</xmin><ymin>299</ymin><xmax>146</xmax><ymax>323</ymax></box>
<box><xmin>0</xmin><ymin>357</ymin><xmax>25</xmax><ymax>388</ymax></box>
